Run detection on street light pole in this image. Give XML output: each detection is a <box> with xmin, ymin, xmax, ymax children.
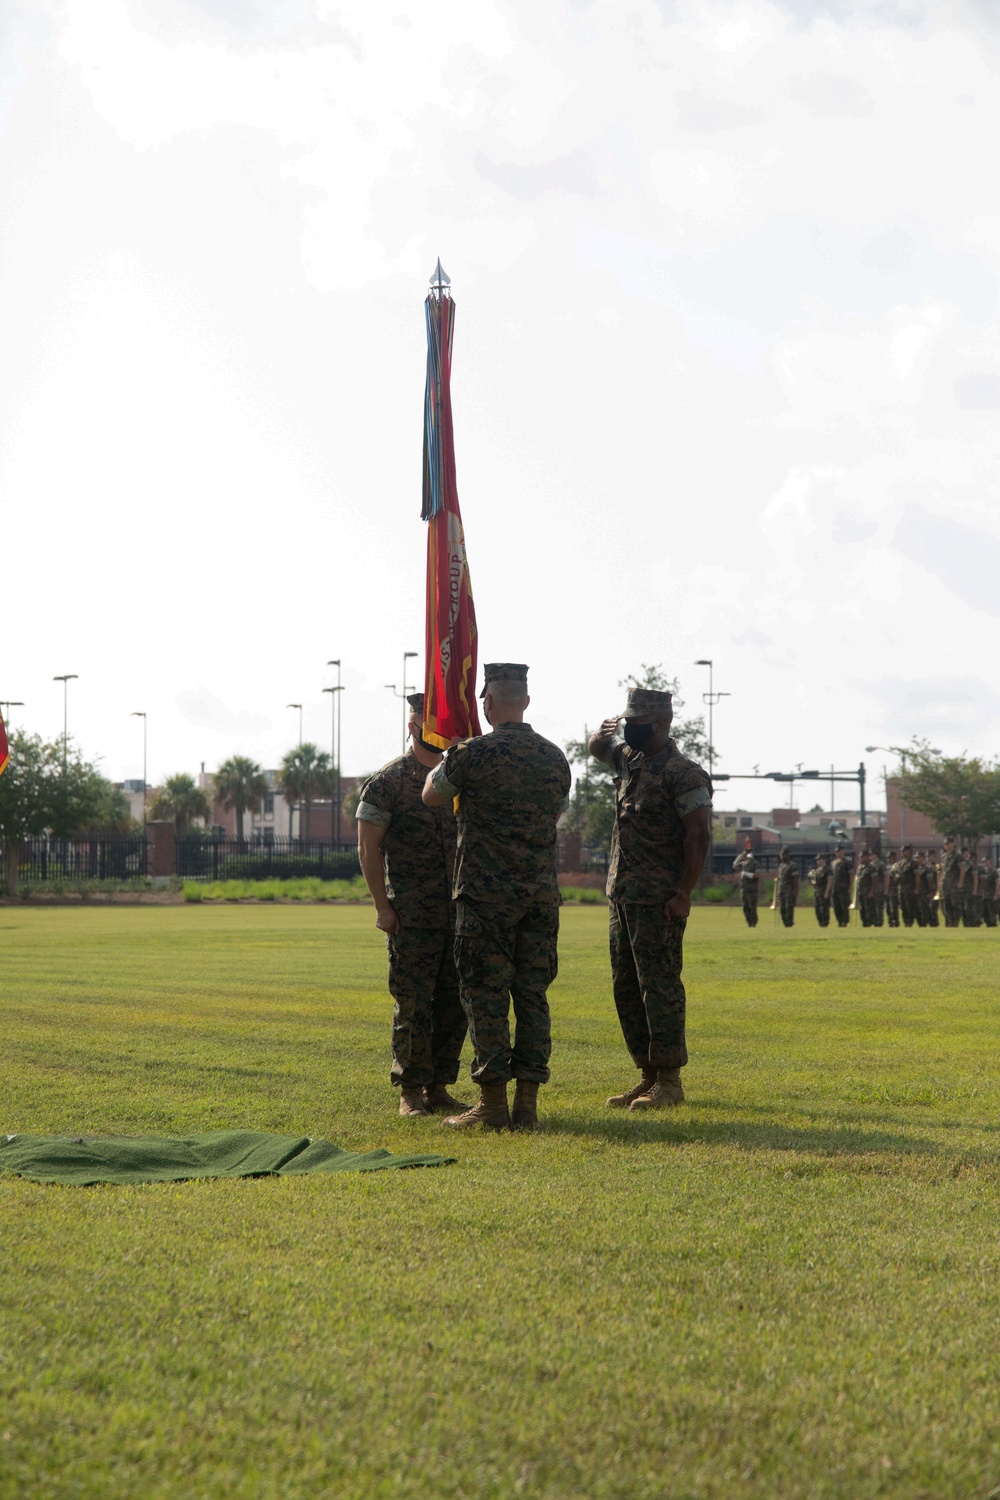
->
<box><xmin>694</xmin><ymin>659</ymin><xmax>729</xmax><ymax>780</ymax></box>
<box><xmin>402</xmin><ymin>651</ymin><xmax>418</xmax><ymax>755</ymax></box>
<box><xmin>326</xmin><ymin>661</ymin><xmax>343</xmax><ymax>847</ymax></box>
<box><xmin>286</xmin><ymin>703</ymin><xmax>303</xmax><ymax>747</ymax></box>
<box><xmin>131</xmin><ymin>712</ymin><xmax>147</xmax><ymax>827</ymax></box>
<box><xmin>0</xmin><ymin>701</ymin><xmax>24</xmax><ymax>726</ymax></box>
<box><xmin>53</xmin><ymin>675</ymin><xmax>78</xmax><ymax>772</ymax></box>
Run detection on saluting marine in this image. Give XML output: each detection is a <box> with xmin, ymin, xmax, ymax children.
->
<box><xmin>589</xmin><ymin>685</ymin><xmax>712</xmax><ymax>1111</ymax></box>
<box><xmin>732</xmin><ymin>839</ymin><xmax>760</xmax><ymax>927</ymax></box>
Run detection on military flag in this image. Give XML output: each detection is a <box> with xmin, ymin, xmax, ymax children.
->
<box><xmin>0</xmin><ymin>711</ymin><xmax>9</xmax><ymax>778</ymax></box>
<box><xmin>421</xmin><ymin>260</ymin><xmax>482</xmax><ymax>750</ymax></box>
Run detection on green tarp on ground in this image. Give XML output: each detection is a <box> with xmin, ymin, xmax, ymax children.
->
<box><xmin>0</xmin><ymin>1129</ymin><xmax>455</xmax><ymax>1186</ymax></box>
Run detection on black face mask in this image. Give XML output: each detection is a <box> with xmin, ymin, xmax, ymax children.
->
<box><xmin>623</xmin><ymin>721</ymin><xmax>656</xmax><ymax>751</ymax></box>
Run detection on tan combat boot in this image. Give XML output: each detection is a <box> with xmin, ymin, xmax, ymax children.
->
<box><xmin>444</xmin><ymin>1082</ymin><xmax>511</xmax><ymax>1131</ymax></box>
<box><xmin>422</xmin><ymin>1083</ymin><xmax>471</xmax><ymax>1114</ymax></box>
<box><xmin>398</xmin><ymin>1087</ymin><xmax>430</xmax><ymax>1117</ymax></box>
<box><xmin>629</xmin><ymin>1068</ymin><xmax>684</xmax><ymax>1110</ymax></box>
<box><xmin>607</xmin><ymin>1070</ymin><xmax>657</xmax><ymax>1109</ymax></box>
<box><xmin>511</xmin><ymin>1080</ymin><xmax>540</xmax><ymax>1131</ymax></box>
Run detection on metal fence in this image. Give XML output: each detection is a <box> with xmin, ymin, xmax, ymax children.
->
<box><xmin>18</xmin><ymin>835</ymin><xmax>148</xmax><ymax>883</ymax></box>
<box><xmin>176</xmin><ymin>837</ymin><xmax>361</xmax><ymax>882</ymax></box>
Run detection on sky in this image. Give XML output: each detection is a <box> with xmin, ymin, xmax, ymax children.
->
<box><xmin>2</xmin><ymin>0</ymin><xmax>999</xmax><ymax>812</ymax></box>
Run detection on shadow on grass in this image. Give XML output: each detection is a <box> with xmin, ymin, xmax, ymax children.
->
<box><xmin>545</xmin><ymin>1111</ymin><xmax>943</xmax><ymax>1157</ymax></box>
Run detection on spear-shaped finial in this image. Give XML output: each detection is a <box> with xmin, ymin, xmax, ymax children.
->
<box><xmin>429</xmin><ymin>258</ymin><xmax>451</xmax><ymax>293</ymax></box>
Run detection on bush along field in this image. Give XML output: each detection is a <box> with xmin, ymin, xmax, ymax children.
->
<box><xmin>1</xmin><ymin>905</ymin><xmax>999</xmax><ymax>1500</ymax></box>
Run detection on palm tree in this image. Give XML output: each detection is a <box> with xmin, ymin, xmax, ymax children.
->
<box><xmin>279</xmin><ymin>743</ymin><xmax>334</xmax><ymax>840</ymax></box>
<box><xmin>214</xmin><ymin>756</ymin><xmax>268</xmax><ymax>844</ymax></box>
<box><xmin>149</xmin><ymin>773</ymin><xmax>211</xmax><ymax>835</ymax></box>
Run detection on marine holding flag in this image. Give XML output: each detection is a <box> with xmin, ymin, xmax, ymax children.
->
<box><xmin>420</xmin><ymin>262</ymin><xmax>481</xmax><ymax>748</ymax></box>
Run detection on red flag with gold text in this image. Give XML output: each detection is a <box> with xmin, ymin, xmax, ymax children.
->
<box><xmin>421</xmin><ymin>267</ymin><xmax>481</xmax><ymax>749</ymax></box>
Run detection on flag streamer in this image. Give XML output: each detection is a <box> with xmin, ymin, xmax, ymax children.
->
<box><xmin>0</xmin><ymin>712</ymin><xmax>9</xmax><ymax>778</ymax></box>
<box><xmin>421</xmin><ymin>269</ymin><xmax>481</xmax><ymax>749</ymax></box>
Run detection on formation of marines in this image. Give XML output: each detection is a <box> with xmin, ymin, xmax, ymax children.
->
<box><xmin>357</xmin><ymin>668</ymin><xmax>712</xmax><ymax>1128</ymax></box>
<box><xmin>733</xmin><ymin>838</ymin><xmax>999</xmax><ymax>929</ymax></box>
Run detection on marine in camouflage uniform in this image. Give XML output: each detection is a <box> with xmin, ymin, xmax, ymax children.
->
<box><xmin>939</xmin><ymin>839</ymin><xmax>963</xmax><ymax>927</ymax></box>
<box><xmin>590</xmin><ymin>686</ymin><xmax>712</xmax><ymax>1111</ymax></box>
<box><xmin>830</xmin><ymin>850</ymin><xmax>853</xmax><ymax>928</ymax></box>
<box><xmin>959</xmin><ymin>849</ymin><xmax>982</xmax><ymax>927</ymax></box>
<box><xmin>855</xmin><ymin>849</ymin><xmax>883</xmax><ymax>927</ymax></box>
<box><xmin>896</xmin><ymin>846</ymin><xmax>918</xmax><ymax>928</ymax></box>
<box><xmin>425</xmin><ymin>664</ymin><xmax>571</xmax><ymax>1131</ymax></box>
<box><xmin>732</xmin><ymin>845</ymin><xmax>759</xmax><ymax>927</ymax></box>
<box><xmin>872</xmin><ymin>852</ymin><xmax>887</xmax><ymax>926</ymax></box>
<box><xmin>885</xmin><ymin>858</ymin><xmax>901</xmax><ymax>928</ymax></box>
<box><xmin>807</xmin><ymin>854</ymin><xmax>831</xmax><ymax>927</ymax></box>
<box><xmin>981</xmin><ymin>860</ymin><xmax>998</xmax><ymax>928</ymax></box>
<box><xmin>774</xmin><ymin>849</ymin><xmax>799</xmax><ymax>927</ymax></box>
<box><xmin>356</xmin><ymin>693</ymin><xmax>468</xmax><ymax>1117</ymax></box>
<box><xmin>919</xmin><ymin>853</ymin><xmax>940</xmax><ymax>927</ymax></box>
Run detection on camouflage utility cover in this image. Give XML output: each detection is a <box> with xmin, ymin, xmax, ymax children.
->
<box><xmin>431</xmin><ymin>722</ymin><xmax>570</xmax><ymax>904</ymax></box>
<box><xmin>620</xmin><ymin>687</ymin><xmax>673</xmax><ymax>721</ymax></box>
<box><xmin>479</xmin><ymin>662</ymin><xmax>528</xmax><ymax>698</ymax></box>
<box><xmin>356</xmin><ymin>751</ymin><xmax>456</xmax><ymax>927</ymax></box>
<box><xmin>597</xmin><ymin>736</ymin><xmax>712</xmax><ymax>905</ymax></box>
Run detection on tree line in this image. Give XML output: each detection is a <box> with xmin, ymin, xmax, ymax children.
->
<box><xmin>0</xmin><ymin>735</ymin><xmax>345</xmax><ymax>895</ymax></box>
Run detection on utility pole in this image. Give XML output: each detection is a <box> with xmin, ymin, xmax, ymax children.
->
<box><xmin>326</xmin><ymin>661</ymin><xmax>343</xmax><ymax>847</ymax></box>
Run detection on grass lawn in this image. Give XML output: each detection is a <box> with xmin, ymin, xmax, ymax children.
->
<box><xmin>1</xmin><ymin>905</ymin><xmax>998</xmax><ymax>1500</ymax></box>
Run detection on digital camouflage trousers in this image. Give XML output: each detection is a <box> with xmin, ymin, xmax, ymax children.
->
<box><xmin>942</xmin><ymin>890</ymin><xmax>962</xmax><ymax>927</ymax></box>
<box><xmin>386</xmin><ymin>925</ymin><xmax>467</xmax><ymax>1089</ymax></box>
<box><xmin>453</xmin><ymin>896</ymin><xmax>559</xmax><ymax>1086</ymax></box>
<box><xmin>609</xmin><ymin>902</ymin><xmax>688</xmax><ymax>1072</ymax></box>
<box><xmin>741</xmin><ymin>884</ymin><xmax>758</xmax><ymax>927</ymax></box>
<box><xmin>813</xmin><ymin>893</ymin><xmax>831</xmax><ymax>927</ymax></box>
<box><xmin>832</xmin><ymin>889</ymin><xmax>851</xmax><ymax>927</ymax></box>
<box><xmin>779</xmin><ymin>890</ymin><xmax>796</xmax><ymax>927</ymax></box>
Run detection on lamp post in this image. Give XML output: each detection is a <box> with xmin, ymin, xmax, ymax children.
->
<box><xmin>52</xmin><ymin>674</ymin><xmax>78</xmax><ymax>772</ymax></box>
<box><xmin>131</xmin><ymin>712</ymin><xmax>147</xmax><ymax>827</ymax></box>
<box><xmin>323</xmin><ymin>678</ymin><xmax>345</xmax><ymax>848</ymax></box>
<box><xmin>694</xmin><ymin>659</ymin><xmax>729</xmax><ymax>780</ymax></box>
<box><xmin>286</xmin><ymin>703</ymin><xmax>303</xmax><ymax>838</ymax></box>
<box><xmin>403</xmin><ymin>651</ymin><xmax>418</xmax><ymax>754</ymax></box>
<box><xmin>0</xmin><ymin>701</ymin><xmax>24</xmax><ymax>726</ymax></box>
<box><xmin>326</xmin><ymin>661</ymin><xmax>343</xmax><ymax>847</ymax></box>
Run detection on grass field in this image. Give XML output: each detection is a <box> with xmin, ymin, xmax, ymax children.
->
<box><xmin>1</xmin><ymin>906</ymin><xmax>999</xmax><ymax>1500</ymax></box>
